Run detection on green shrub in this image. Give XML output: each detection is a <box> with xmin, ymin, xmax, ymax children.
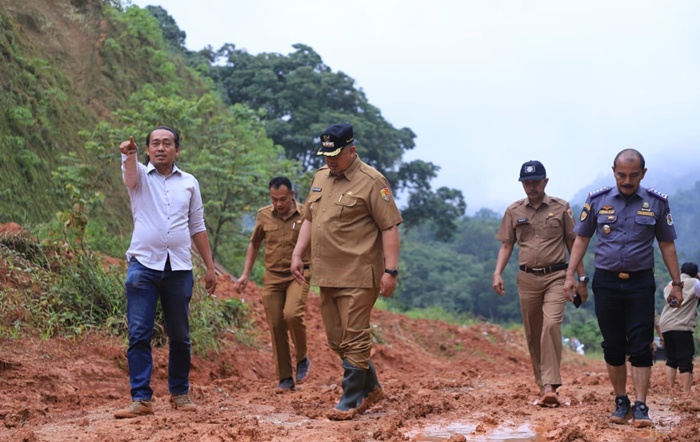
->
<box><xmin>375</xmin><ymin>298</ymin><xmax>477</xmax><ymax>326</ymax></box>
<box><xmin>0</xmin><ymin>229</ymin><xmax>252</xmax><ymax>353</ymax></box>
<box><xmin>190</xmin><ymin>294</ymin><xmax>252</xmax><ymax>355</ymax></box>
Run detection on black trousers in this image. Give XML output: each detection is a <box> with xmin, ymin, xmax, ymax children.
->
<box><xmin>593</xmin><ymin>269</ymin><xmax>655</xmax><ymax>367</ymax></box>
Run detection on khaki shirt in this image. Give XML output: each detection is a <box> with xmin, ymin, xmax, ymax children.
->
<box><xmin>496</xmin><ymin>195</ymin><xmax>575</xmax><ymax>268</ymax></box>
<box><xmin>250</xmin><ymin>202</ymin><xmax>309</xmax><ymax>281</ymax></box>
<box><xmin>304</xmin><ymin>156</ymin><xmax>403</xmax><ymax>288</ymax></box>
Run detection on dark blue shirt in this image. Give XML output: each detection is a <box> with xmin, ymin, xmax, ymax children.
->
<box><xmin>575</xmin><ymin>186</ymin><xmax>677</xmax><ymax>272</ymax></box>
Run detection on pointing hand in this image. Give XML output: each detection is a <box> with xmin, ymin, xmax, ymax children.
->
<box><xmin>119</xmin><ymin>136</ymin><xmax>138</xmax><ymax>155</ymax></box>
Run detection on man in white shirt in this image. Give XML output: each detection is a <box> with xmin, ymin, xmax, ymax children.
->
<box><xmin>659</xmin><ymin>261</ymin><xmax>700</xmax><ymax>394</ymax></box>
<box><xmin>114</xmin><ymin>126</ymin><xmax>217</xmax><ymax>419</ymax></box>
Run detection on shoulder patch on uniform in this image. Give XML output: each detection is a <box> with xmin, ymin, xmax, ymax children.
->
<box><xmin>646</xmin><ymin>188</ymin><xmax>668</xmax><ymax>201</ymax></box>
<box><xmin>588</xmin><ymin>186</ymin><xmax>612</xmax><ymax>198</ymax></box>
<box><xmin>579</xmin><ymin>202</ymin><xmax>591</xmax><ymax>222</ymax></box>
<box><xmin>380</xmin><ymin>187</ymin><xmax>392</xmax><ymax>201</ymax></box>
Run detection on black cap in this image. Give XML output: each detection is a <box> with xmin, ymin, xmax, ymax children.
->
<box><xmin>519</xmin><ymin>160</ymin><xmax>547</xmax><ymax>181</ymax></box>
<box><xmin>317</xmin><ymin>123</ymin><xmax>354</xmax><ymax>157</ymax></box>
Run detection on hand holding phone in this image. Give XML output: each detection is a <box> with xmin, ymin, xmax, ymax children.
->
<box><xmin>573</xmin><ymin>294</ymin><xmax>582</xmax><ymax>308</ymax></box>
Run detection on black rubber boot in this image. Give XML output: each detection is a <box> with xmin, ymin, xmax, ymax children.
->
<box><xmin>327</xmin><ymin>359</ymin><xmax>366</xmax><ymax>420</ymax></box>
<box><xmin>356</xmin><ymin>359</ymin><xmax>384</xmax><ymax>412</ymax></box>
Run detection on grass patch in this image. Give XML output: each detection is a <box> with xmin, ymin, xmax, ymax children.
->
<box><xmin>0</xmin><ymin>228</ymin><xmax>253</xmax><ymax>353</ymax></box>
<box><xmin>374</xmin><ymin>299</ymin><xmax>478</xmax><ymax>327</ymax></box>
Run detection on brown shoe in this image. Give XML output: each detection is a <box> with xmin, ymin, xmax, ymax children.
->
<box><xmin>170</xmin><ymin>394</ymin><xmax>197</xmax><ymax>412</ymax></box>
<box><xmin>114</xmin><ymin>400</ymin><xmax>154</xmax><ymax>419</ymax></box>
<box><xmin>537</xmin><ymin>385</ymin><xmax>561</xmax><ymax>408</ymax></box>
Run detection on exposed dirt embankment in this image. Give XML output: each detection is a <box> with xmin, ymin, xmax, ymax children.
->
<box><xmin>1</xmin><ymin>254</ymin><xmax>697</xmax><ymax>441</ymax></box>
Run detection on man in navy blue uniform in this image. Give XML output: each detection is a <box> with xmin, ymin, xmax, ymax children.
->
<box><xmin>564</xmin><ymin>148</ymin><xmax>683</xmax><ymax>428</ymax></box>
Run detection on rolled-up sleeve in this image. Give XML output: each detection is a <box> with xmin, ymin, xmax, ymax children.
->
<box><xmin>188</xmin><ymin>178</ymin><xmax>207</xmax><ymax>236</ymax></box>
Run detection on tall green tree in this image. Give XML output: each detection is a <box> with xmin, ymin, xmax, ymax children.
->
<box><xmin>185</xmin><ymin>103</ymin><xmax>296</xmax><ymax>265</ymax></box>
<box><xmin>395</xmin><ymin>218</ymin><xmax>522</xmax><ymax>322</ymax></box>
<box><xmin>402</xmin><ymin>187</ymin><xmax>466</xmax><ymax>241</ymax></box>
<box><xmin>143</xmin><ymin>5</ymin><xmax>187</xmax><ymax>51</ymax></box>
<box><xmin>138</xmin><ymin>8</ymin><xmax>467</xmax><ymax>239</ymax></box>
<box><xmin>200</xmin><ymin>43</ymin><xmax>465</xmax><ymax>238</ymax></box>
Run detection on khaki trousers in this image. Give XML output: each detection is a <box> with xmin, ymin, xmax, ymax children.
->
<box><xmin>319</xmin><ymin>286</ymin><xmax>378</xmax><ymax>370</ymax></box>
<box><xmin>516</xmin><ymin>270</ymin><xmax>567</xmax><ymax>388</ymax></box>
<box><xmin>262</xmin><ymin>270</ymin><xmax>310</xmax><ymax>380</ymax></box>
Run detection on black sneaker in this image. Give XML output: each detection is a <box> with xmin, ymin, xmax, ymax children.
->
<box><xmin>275</xmin><ymin>377</ymin><xmax>295</xmax><ymax>393</ymax></box>
<box><xmin>609</xmin><ymin>395</ymin><xmax>631</xmax><ymax>424</ymax></box>
<box><xmin>296</xmin><ymin>357</ymin><xmax>311</xmax><ymax>383</ymax></box>
<box><xmin>631</xmin><ymin>401</ymin><xmax>653</xmax><ymax>428</ymax></box>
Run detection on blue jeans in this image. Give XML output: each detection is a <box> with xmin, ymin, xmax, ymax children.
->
<box><xmin>125</xmin><ymin>258</ymin><xmax>194</xmax><ymax>400</ymax></box>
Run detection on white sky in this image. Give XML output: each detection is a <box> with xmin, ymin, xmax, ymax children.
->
<box><xmin>128</xmin><ymin>0</ymin><xmax>700</xmax><ymax>214</ymax></box>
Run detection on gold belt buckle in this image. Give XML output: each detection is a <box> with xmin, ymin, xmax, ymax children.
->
<box><xmin>618</xmin><ymin>272</ymin><xmax>630</xmax><ymax>280</ymax></box>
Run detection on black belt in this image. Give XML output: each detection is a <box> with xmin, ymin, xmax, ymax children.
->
<box><xmin>595</xmin><ymin>268</ymin><xmax>652</xmax><ymax>280</ymax></box>
<box><xmin>519</xmin><ymin>262</ymin><xmax>568</xmax><ymax>274</ymax></box>
<box><xmin>303</xmin><ymin>264</ymin><xmax>310</xmax><ymax>270</ymax></box>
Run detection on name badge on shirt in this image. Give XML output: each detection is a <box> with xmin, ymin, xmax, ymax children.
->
<box><xmin>312</xmin><ymin>187</ymin><xmax>322</xmax><ymax>192</ymax></box>
<box><xmin>516</xmin><ymin>218</ymin><xmax>528</xmax><ymax>225</ymax></box>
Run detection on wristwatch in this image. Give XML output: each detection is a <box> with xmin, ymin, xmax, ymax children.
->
<box><xmin>578</xmin><ymin>276</ymin><xmax>590</xmax><ymax>284</ymax></box>
<box><xmin>385</xmin><ymin>268</ymin><xmax>399</xmax><ymax>277</ymax></box>
<box><xmin>671</xmin><ymin>280</ymin><xmax>684</xmax><ymax>288</ymax></box>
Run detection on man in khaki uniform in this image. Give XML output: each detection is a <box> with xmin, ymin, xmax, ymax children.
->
<box><xmin>291</xmin><ymin>123</ymin><xmax>402</xmax><ymax>420</ymax></box>
<box><xmin>235</xmin><ymin>177</ymin><xmax>311</xmax><ymax>392</ymax></box>
<box><xmin>492</xmin><ymin>160</ymin><xmax>587</xmax><ymax>407</ymax></box>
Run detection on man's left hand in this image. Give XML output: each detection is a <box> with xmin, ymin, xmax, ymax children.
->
<box><xmin>379</xmin><ymin>273</ymin><xmax>397</xmax><ymax>298</ymax></box>
<box><xmin>204</xmin><ymin>268</ymin><xmax>217</xmax><ymax>295</ymax></box>
<box><xmin>575</xmin><ymin>283</ymin><xmax>589</xmax><ymax>304</ymax></box>
<box><xmin>667</xmin><ymin>285</ymin><xmax>683</xmax><ymax>308</ymax></box>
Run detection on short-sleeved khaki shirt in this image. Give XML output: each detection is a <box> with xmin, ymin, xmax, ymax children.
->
<box><xmin>303</xmin><ymin>156</ymin><xmax>403</xmax><ymax>288</ymax></box>
<box><xmin>496</xmin><ymin>195</ymin><xmax>575</xmax><ymax>268</ymax></box>
<box><xmin>250</xmin><ymin>202</ymin><xmax>309</xmax><ymax>280</ymax></box>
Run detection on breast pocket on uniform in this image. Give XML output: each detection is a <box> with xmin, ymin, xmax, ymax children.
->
<box><xmin>544</xmin><ymin>217</ymin><xmax>564</xmax><ymax>239</ymax></box>
<box><xmin>515</xmin><ymin>219</ymin><xmax>533</xmax><ymax>242</ymax></box>
<box><xmin>597</xmin><ymin>214</ymin><xmax>619</xmax><ymax>237</ymax></box>
<box><xmin>307</xmin><ymin>194</ymin><xmax>322</xmax><ymax>219</ymax></box>
<box><xmin>289</xmin><ymin>218</ymin><xmax>303</xmax><ymax>242</ymax></box>
<box><xmin>335</xmin><ymin>194</ymin><xmax>363</xmax><ymax>220</ymax></box>
<box><xmin>633</xmin><ymin>215</ymin><xmax>656</xmax><ymax>238</ymax></box>
<box><xmin>263</xmin><ymin>224</ymin><xmax>280</xmax><ymax>246</ymax></box>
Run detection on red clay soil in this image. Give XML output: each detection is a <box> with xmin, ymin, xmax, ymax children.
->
<box><xmin>1</xmin><ymin>262</ymin><xmax>698</xmax><ymax>441</ymax></box>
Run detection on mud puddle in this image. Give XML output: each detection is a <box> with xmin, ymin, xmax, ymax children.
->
<box><xmin>404</xmin><ymin>421</ymin><xmax>540</xmax><ymax>441</ymax></box>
